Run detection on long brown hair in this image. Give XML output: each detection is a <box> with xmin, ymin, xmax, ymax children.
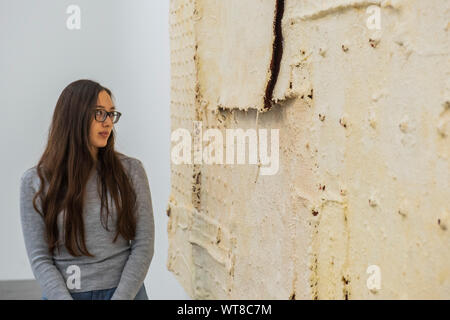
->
<box><xmin>32</xmin><ymin>79</ymin><xmax>137</xmax><ymax>257</ymax></box>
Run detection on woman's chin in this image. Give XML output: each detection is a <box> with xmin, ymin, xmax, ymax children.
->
<box><xmin>94</xmin><ymin>142</ymin><xmax>108</xmax><ymax>148</ymax></box>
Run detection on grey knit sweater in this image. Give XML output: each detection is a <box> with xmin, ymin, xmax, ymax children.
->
<box><xmin>19</xmin><ymin>154</ymin><xmax>155</xmax><ymax>300</ymax></box>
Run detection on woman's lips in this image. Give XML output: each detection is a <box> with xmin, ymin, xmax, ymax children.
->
<box><xmin>99</xmin><ymin>132</ymin><xmax>109</xmax><ymax>138</ymax></box>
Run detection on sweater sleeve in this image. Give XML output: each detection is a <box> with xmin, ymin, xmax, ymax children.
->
<box><xmin>111</xmin><ymin>159</ymin><xmax>155</xmax><ymax>300</ymax></box>
<box><xmin>19</xmin><ymin>170</ymin><xmax>73</xmax><ymax>300</ymax></box>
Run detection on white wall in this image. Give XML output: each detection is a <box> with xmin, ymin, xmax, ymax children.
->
<box><xmin>0</xmin><ymin>0</ymin><xmax>189</xmax><ymax>299</ymax></box>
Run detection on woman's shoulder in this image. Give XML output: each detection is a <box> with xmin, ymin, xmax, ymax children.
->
<box><xmin>20</xmin><ymin>166</ymin><xmax>40</xmax><ymax>191</ymax></box>
<box><xmin>117</xmin><ymin>152</ymin><xmax>140</xmax><ymax>164</ymax></box>
<box><xmin>21</xmin><ymin>166</ymin><xmax>38</xmax><ymax>183</ymax></box>
<box><xmin>116</xmin><ymin>153</ymin><xmax>149</xmax><ymax>185</ymax></box>
<box><xmin>116</xmin><ymin>152</ymin><xmax>145</xmax><ymax>171</ymax></box>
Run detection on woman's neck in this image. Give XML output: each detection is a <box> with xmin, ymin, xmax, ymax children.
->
<box><xmin>90</xmin><ymin>146</ymin><xmax>98</xmax><ymax>162</ymax></box>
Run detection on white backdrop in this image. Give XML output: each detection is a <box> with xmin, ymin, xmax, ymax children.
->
<box><xmin>0</xmin><ymin>0</ymin><xmax>188</xmax><ymax>299</ymax></box>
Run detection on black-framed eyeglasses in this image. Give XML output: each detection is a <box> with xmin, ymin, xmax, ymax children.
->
<box><xmin>94</xmin><ymin>108</ymin><xmax>122</xmax><ymax>124</ymax></box>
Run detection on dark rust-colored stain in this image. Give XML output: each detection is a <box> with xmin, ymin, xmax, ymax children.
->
<box><xmin>309</xmin><ymin>254</ymin><xmax>319</xmax><ymax>300</ymax></box>
<box><xmin>216</xmin><ymin>228</ymin><xmax>222</xmax><ymax>244</ymax></box>
<box><xmin>307</xmin><ymin>89</ymin><xmax>314</xmax><ymax>99</ymax></box>
<box><xmin>192</xmin><ymin>169</ymin><xmax>201</xmax><ymax>210</ymax></box>
<box><xmin>289</xmin><ymin>292</ymin><xmax>296</xmax><ymax>300</ymax></box>
<box><xmin>342</xmin><ymin>276</ymin><xmax>351</xmax><ymax>300</ymax></box>
<box><xmin>369</xmin><ymin>38</ymin><xmax>379</xmax><ymax>48</ymax></box>
<box><xmin>312</xmin><ymin>209</ymin><xmax>319</xmax><ymax>216</ymax></box>
<box><xmin>166</xmin><ymin>205</ymin><xmax>171</xmax><ymax>217</ymax></box>
<box><xmin>263</xmin><ymin>0</ymin><xmax>285</xmax><ymax>111</ymax></box>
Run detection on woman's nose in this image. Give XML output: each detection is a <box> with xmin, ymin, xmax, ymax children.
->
<box><xmin>103</xmin><ymin>115</ymin><xmax>113</xmax><ymax>126</ymax></box>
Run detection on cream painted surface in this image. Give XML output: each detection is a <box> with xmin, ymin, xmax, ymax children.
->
<box><xmin>195</xmin><ymin>0</ymin><xmax>277</xmax><ymax>112</ymax></box>
<box><xmin>168</xmin><ymin>0</ymin><xmax>450</xmax><ymax>299</ymax></box>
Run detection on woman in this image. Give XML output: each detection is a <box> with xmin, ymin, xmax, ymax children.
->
<box><xmin>19</xmin><ymin>79</ymin><xmax>155</xmax><ymax>300</ymax></box>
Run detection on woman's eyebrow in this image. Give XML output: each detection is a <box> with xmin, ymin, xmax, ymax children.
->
<box><xmin>96</xmin><ymin>105</ymin><xmax>116</xmax><ymax>110</ymax></box>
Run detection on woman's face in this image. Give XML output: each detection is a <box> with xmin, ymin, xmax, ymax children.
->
<box><xmin>89</xmin><ymin>90</ymin><xmax>114</xmax><ymax>156</ymax></box>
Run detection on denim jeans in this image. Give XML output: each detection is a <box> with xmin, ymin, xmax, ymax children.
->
<box><xmin>42</xmin><ymin>284</ymin><xmax>148</xmax><ymax>300</ymax></box>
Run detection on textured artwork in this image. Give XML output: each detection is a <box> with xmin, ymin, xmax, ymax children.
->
<box><xmin>195</xmin><ymin>0</ymin><xmax>281</xmax><ymax>111</ymax></box>
<box><xmin>167</xmin><ymin>0</ymin><xmax>450</xmax><ymax>299</ymax></box>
